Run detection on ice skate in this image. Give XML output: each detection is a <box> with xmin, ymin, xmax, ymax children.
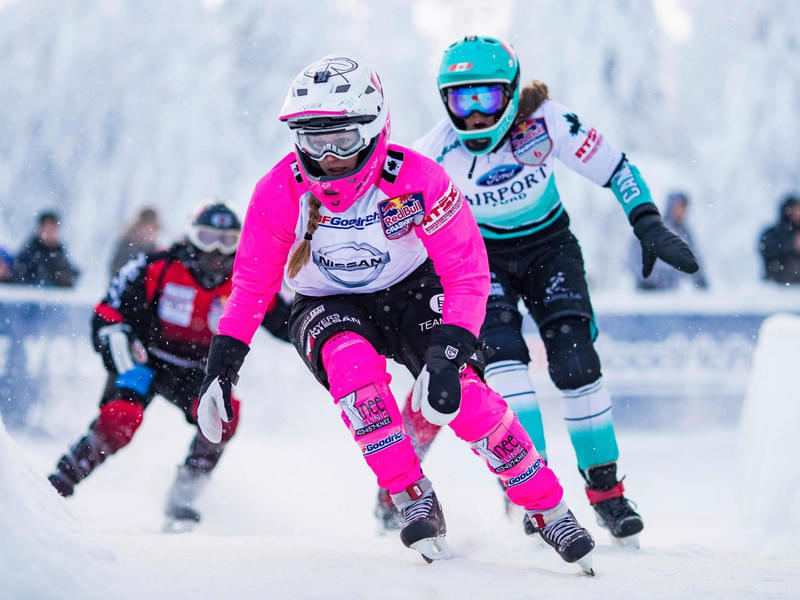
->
<box><xmin>374</xmin><ymin>487</ymin><xmax>403</xmax><ymax>535</ymax></box>
<box><xmin>163</xmin><ymin>464</ymin><xmax>209</xmax><ymax>533</ymax></box>
<box><xmin>48</xmin><ymin>432</ymin><xmax>111</xmax><ymax>497</ymax></box>
<box><xmin>584</xmin><ymin>463</ymin><xmax>643</xmax><ymax>548</ymax></box>
<box><xmin>527</xmin><ymin>502</ymin><xmax>596</xmax><ymax>575</ymax></box>
<box><xmin>391</xmin><ymin>477</ymin><xmax>451</xmax><ymax>563</ymax></box>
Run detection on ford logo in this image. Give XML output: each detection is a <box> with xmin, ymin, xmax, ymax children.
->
<box><xmin>477</xmin><ymin>164</ymin><xmax>523</xmax><ymax>186</ymax></box>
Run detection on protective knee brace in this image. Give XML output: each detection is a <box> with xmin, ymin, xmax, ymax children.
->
<box><xmin>449</xmin><ymin>369</ymin><xmax>562</xmax><ymax>511</ymax></box>
<box><xmin>322</xmin><ymin>332</ymin><xmax>422</xmax><ymax>493</ymax></box>
<box><xmin>481</xmin><ymin>306</ymin><xmax>530</xmax><ymax>364</ymax></box>
<box><xmin>92</xmin><ymin>399</ymin><xmax>145</xmax><ymax>452</ymax></box>
<box><xmin>541</xmin><ymin>317</ymin><xmax>601</xmax><ymax>390</ymax></box>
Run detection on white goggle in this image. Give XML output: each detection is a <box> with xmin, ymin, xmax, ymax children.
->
<box><xmin>295</xmin><ymin>126</ymin><xmax>368</xmax><ymax>160</ymax></box>
<box><xmin>188</xmin><ymin>226</ymin><xmax>239</xmax><ymax>254</ymax></box>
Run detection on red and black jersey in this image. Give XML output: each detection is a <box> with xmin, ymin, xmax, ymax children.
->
<box><xmin>93</xmin><ymin>244</ymin><xmax>230</xmax><ymax>362</ymax></box>
<box><xmin>93</xmin><ymin>243</ymin><xmax>291</xmax><ymax>365</ymax></box>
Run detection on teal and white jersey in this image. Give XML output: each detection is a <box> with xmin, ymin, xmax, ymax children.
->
<box><xmin>415</xmin><ymin>99</ymin><xmax>647</xmax><ymax>240</ymax></box>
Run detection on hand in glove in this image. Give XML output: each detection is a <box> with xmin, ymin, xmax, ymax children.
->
<box><xmin>97</xmin><ymin>322</ymin><xmax>147</xmax><ymax>374</ymax></box>
<box><xmin>631</xmin><ymin>204</ymin><xmax>699</xmax><ymax>278</ymax></box>
<box><xmin>197</xmin><ymin>334</ymin><xmax>250</xmax><ymax>443</ymax></box>
<box><xmin>411</xmin><ymin>324</ymin><xmax>480</xmax><ymax>426</ymax></box>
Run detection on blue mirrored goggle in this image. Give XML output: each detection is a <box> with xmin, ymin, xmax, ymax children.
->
<box><xmin>445</xmin><ymin>84</ymin><xmax>507</xmax><ymax>118</ymax></box>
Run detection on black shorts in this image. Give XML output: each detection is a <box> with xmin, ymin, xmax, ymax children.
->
<box><xmin>484</xmin><ymin>222</ymin><xmax>595</xmax><ymax>331</ymax></box>
<box><xmin>289</xmin><ymin>260</ymin><xmax>445</xmax><ymax>388</ymax></box>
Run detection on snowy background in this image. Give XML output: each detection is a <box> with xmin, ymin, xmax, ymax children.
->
<box><xmin>2</xmin><ymin>314</ymin><xmax>800</xmax><ymax>599</ymax></box>
<box><xmin>1</xmin><ymin>0</ymin><xmax>800</xmax><ymax>598</ymax></box>
<box><xmin>1</xmin><ymin>0</ymin><xmax>799</xmax><ymax>294</ymax></box>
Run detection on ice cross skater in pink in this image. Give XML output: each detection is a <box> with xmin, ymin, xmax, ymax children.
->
<box><xmin>196</xmin><ymin>54</ymin><xmax>595</xmax><ymax>574</ymax></box>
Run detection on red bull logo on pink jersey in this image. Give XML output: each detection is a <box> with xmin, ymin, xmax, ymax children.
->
<box><xmin>377</xmin><ymin>193</ymin><xmax>424</xmax><ymax>239</ymax></box>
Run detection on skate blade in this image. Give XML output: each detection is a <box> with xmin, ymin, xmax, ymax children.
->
<box><xmin>611</xmin><ymin>533</ymin><xmax>640</xmax><ymax>549</ymax></box>
<box><xmin>410</xmin><ymin>535</ymin><xmax>452</xmax><ymax>563</ymax></box>
<box><xmin>576</xmin><ymin>551</ymin><xmax>595</xmax><ymax>576</ymax></box>
<box><xmin>162</xmin><ymin>518</ymin><xmax>196</xmax><ymax>534</ymax></box>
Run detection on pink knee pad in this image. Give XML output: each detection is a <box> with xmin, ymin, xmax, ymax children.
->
<box><xmin>322</xmin><ymin>332</ymin><xmax>422</xmax><ymax>494</ymax></box>
<box><xmin>322</xmin><ymin>332</ymin><xmax>391</xmax><ymax>398</ymax></box>
<box><xmin>450</xmin><ymin>370</ymin><xmax>563</xmax><ymax>511</ymax></box>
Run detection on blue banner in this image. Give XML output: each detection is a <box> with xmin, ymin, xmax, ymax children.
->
<box><xmin>0</xmin><ymin>288</ymin><xmax>98</xmax><ymax>429</ymax></box>
<box><xmin>2</xmin><ymin>287</ymin><xmax>798</xmax><ymax>431</ymax></box>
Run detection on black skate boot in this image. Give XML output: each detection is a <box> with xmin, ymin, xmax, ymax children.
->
<box><xmin>391</xmin><ymin>476</ymin><xmax>451</xmax><ymax>563</ymax></box>
<box><xmin>527</xmin><ymin>502</ymin><xmax>595</xmax><ymax>575</ymax></box>
<box><xmin>583</xmin><ymin>462</ymin><xmax>643</xmax><ymax>547</ymax></box>
<box><xmin>374</xmin><ymin>487</ymin><xmax>403</xmax><ymax>534</ymax></box>
<box><xmin>48</xmin><ymin>432</ymin><xmax>112</xmax><ymax>497</ymax></box>
<box><xmin>163</xmin><ymin>464</ymin><xmax>210</xmax><ymax>533</ymax></box>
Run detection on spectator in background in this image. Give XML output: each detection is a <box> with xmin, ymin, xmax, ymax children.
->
<box><xmin>629</xmin><ymin>191</ymin><xmax>708</xmax><ymax>291</ymax></box>
<box><xmin>759</xmin><ymin>194</ymin><xmax>800</xmax><ymax>285</ymax></box>
<box><xmin>0</xmin><ymin>246</ymin><xmax>13</xmax><ymax>282</ymax></box>
<box><xmin>109</xmin><ymin>206</ymin><xmax>162</xmax><ymax>276</ymax></box>
<box><xmin>12</xmin><ymin>211</ymin><xmax>80</xmax><ymax>288</ymax></box>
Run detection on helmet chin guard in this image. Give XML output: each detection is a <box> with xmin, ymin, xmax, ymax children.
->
<box><xmin>437</xmin><ymin>36</ymin><xmax>520</xmax><ymax>155</ymax></box>
<box><xmin>279</xmin><ymin>55</ymin><xmax>390</xmax><ymax>212</ymax></box>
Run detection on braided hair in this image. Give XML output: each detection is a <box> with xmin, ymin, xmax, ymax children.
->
<box><xmin>287</xmin><ymin>195</ymin><xmax>322</xmax><ymax>278</ymax></box>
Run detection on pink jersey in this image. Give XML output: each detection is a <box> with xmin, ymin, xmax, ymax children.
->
<box><xmin>219</xmin><ymin>144</ymin><xmax>490</xmax><ymax>344</ymax></box>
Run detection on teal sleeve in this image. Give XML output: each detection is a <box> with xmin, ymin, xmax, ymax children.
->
<box><xmin>608</xmin><ymin>161</ymin><xmax>655</xmax><ymax>218</ymax></box>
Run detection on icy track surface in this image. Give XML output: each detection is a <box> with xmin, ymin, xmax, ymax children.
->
<box><xmin>2</xmin><ymin>329</ymin><xmax>799</xmax><ymax>600</ymax></box>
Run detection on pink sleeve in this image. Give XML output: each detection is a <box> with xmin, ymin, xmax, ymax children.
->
<box><xmin>410</xmin><ymin>153</ymin><xmax>490</xmax><ymax>337</ymax></box>
<box><xmin>218</xmin><ymin>159</ymin><xmax>299</xmax><ymax>344</ymax></box>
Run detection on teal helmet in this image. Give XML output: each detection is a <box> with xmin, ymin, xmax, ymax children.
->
<box><xmin>437</xmin><ymin>35</ymin><xmax>520</xmax><ymax>154</ymax></box>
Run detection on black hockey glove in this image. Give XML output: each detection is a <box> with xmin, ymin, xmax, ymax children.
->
<box><xmin>197</xmin><ymin>334</ymin><xmax>250</xmax><ymax>443</ymax></box>
<box><xmin>412</xmin><ymin>324</ymin><xmax>480</xmax><ymax>426</ymax></box>
<box><xmin>631</xmin><ymin>204</ymin><xmax>699</xmax><ymax>278</ymax></box>
<box><xmin>96</xmin><ymin>322</ymin><xmax>147</xmax><ymax>374</ymax></box>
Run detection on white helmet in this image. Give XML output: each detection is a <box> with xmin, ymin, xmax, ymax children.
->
<box><xmin>279</xmin><ymin>55</ymin><xmax>390</xmax><ymax>212</ymax></box>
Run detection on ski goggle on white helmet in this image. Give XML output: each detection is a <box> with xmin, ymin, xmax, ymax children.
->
<box><xmin>279</xmin><ymin>55</ymin><xmax>387</xmax><ymax>161</ymax></box>
<box><xmin>291</xmin><ymin>116</ymin><xmax>376</xmax><ymax>160</ymax></box>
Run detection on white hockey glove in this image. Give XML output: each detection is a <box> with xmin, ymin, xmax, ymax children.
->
<box><xmin>197</xmin><ymin>335</ymin><xmax>249</xmax><ymax>443</ymax></box>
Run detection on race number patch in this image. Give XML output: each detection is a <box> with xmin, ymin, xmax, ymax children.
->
<box><xmin>158</xmin><ymin>283</ymin><xmax>197</xmax><ymax>327</ymax></box>
<box><xmin>421</xmin><ymin>182</ymin><xmax>463</xmax><ymax>235</ymax></box>
<box><xmin>377</xmin><ymin>193</ymin><xmax>424</xmax><ymax>239</ymax></box>
<box><xmin>207</xmin><ymin>295</ymin><xmax>226</xmax><ymax>333</ymax></box>
<box><xmin>510</xmin><ymin>117</ymin><xmax>552</xmax><ymax>166</ymax></box>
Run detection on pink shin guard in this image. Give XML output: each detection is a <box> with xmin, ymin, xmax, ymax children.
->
<box><xmin>322</xmin><ymin>332</ymin><xmax>423</xmax><ymax>494</ymax></box>
<box><xmin>450</xmin><ymin>369</ymin><xmax>563</xmax><ymax>511</ymax></box>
